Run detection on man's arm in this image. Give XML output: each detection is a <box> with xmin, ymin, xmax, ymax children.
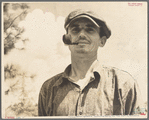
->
<box><xmin>38</xmin><ymin>87</ymin><xmax>47</xmax><ymax>116</ymax></box>
<box><xmin>38</xmin><ymin>73</ymin><xmax>63</xmax><ymax>116</ymax></box>
<box><xmin>112</xmin><ymin>67</ymin><xmax>144</xmax><ymax>115</ymax></box>
<box><xmin>129</xmin><ymin>81</ymin><xmax>144</xmax><ymax>115</ymax></box>
<box><xmin>121</xmin><ymin>77</ymin><xmax>143</xmax><ymax>115</ymax></box>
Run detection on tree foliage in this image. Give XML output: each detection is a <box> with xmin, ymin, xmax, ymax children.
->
<box><xmin>4</xmin><ymin>3</ymin><xmax>38</xmax><ymax>117</ymax></box>
<box><xmin>3</xmin><ymin>3</ymin><xmax>29</xmax><ymax>54</ymax></box>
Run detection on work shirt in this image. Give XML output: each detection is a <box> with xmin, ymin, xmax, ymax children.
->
<box><xmin>38</xmin><ymin>62</ymin><xmax>143</xmax><ymax>116</ymax></box>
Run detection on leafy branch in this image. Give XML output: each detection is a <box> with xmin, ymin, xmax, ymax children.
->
<box><xmin>4</xmin><ymin>10</ymin><xmax>27</xmax><ymax>32</ymax></box>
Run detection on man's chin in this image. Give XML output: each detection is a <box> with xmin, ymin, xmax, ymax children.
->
<box><xmin>75</xmin><ymin>49</ymin><xmax>89</xmax><ymax>54</ymax></box>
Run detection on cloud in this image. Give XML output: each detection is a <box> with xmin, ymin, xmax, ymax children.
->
<box><xmin>19</xmin><ymin>9</ymin><xmax>68</xmax><ymax>58</ymax></box>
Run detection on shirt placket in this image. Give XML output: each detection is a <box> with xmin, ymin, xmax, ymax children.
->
<box><xmin>77</xmin><ymin>90</ymin><xmax>83</xmax><ymax>116</ymax></box>
<box><xmin>70</xmin><ymin>83</ymin><xmax>83</xmax><ymax>116</ymax></box>
<box><xmin>75</xmin><ymin>78</ymin><xmax>95</xmax><ymax>116</ymax></box>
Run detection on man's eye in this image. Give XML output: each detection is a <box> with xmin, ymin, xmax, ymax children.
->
<box><xmin>86</xmin><ymin>28</ymin><xmax>95</xmax><ymax>33</ymax></box>
<box><xmin>72</xmin><ymin>28</ymin><xmax>80</xmax><ymax>33</ymax></box>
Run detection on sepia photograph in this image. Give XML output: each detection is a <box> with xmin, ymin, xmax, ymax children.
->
<box><xmin>2</xmin><ymin>2</ymin><xmax>148</xmax><ymax>118</ymax></box>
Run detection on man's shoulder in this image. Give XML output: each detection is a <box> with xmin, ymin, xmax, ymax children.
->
<box><xmin>103</xmin><ymin>65</ymin><xmax>133</xmax><ymax>78</ymax></box>
<box><xmin>40</xmin><ymin>72</ymin><xmax>64</xmax><ymax>91</ymax></box>
<box><xmin>102</xmin><ymin>65</ymin><xmax>136</xmax><ymax>88</ymax></box>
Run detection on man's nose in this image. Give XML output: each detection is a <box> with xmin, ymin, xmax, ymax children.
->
<box><xmin>78</xmin><ymin>30</ymin><xmax>87</xmax><ymax>39</ymax></box>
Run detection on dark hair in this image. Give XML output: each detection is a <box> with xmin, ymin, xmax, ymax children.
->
<box><xmin>100</xmin><ymin>26</ymin><xmax>106</xmax><ymax>38</ymax></box>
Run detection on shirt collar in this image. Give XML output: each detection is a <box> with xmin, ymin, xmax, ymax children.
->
<box><xmin>53</xmin><ymin>60</ymin><xmax>103</xmax><ymax>87</ymax></box>
<box><xmin>62</xmin><ymin>59</ymin><xmax>102</xmax><ymax>80</ymax></box>
<box><xmin>51</xmin><ymin>60</ymin><xmax>104</xmax><ymax>87</ymax></box>
<box><xmin>54</xmin><ymin>60</ymin><xmax>104</xmax><ymax>86</ymax></box>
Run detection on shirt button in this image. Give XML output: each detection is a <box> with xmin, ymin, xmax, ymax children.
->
<box><xmin>79</xmin><ymin>111</ymin><xmax>83</xmax><ymax>115</ymax></box>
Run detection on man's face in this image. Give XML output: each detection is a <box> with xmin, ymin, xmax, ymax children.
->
<box><xmin>67</xmin><ymin>17</ymin><xmax>105</xmax><ymax>55</ymax></box>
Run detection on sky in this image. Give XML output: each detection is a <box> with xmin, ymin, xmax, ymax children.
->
<box><xmin>4</xmin><ymin>2</ymin><xmax>147</xmax><ymax>103</ymax></box>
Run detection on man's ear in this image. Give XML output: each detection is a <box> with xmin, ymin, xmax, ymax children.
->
<box><xmin>98</xmin><ymin>36</ymin><xmax>107</xmax><ymax>47</ymax></box>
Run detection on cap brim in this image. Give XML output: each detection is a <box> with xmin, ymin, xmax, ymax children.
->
<box><xmin>65</xmin><ymin>15</ymin><xmax>100</xmax><ymax>29</ymax></box>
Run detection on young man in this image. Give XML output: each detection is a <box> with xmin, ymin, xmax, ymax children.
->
<box><xmin>38</xmin><ymin>9</ymin><xmax>142</xmax><ymax>116</ymax></box>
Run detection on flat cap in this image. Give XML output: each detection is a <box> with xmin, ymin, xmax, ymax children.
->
<box><xmin>64</xmin><ymin>9</ymin><xmax>111</xmax><ymax>39</ymax></box>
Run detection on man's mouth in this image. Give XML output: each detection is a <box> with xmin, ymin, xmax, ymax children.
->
<box><xmin>77</xmin><ymin>40</ymin><xmax>90</xmax><ymax>44</ymax></box>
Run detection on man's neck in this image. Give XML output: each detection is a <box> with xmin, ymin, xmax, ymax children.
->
<box><xmin>69</xmin><ymin>53</ymin><xmax>97</xmax><ymax>81</ymax></box>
